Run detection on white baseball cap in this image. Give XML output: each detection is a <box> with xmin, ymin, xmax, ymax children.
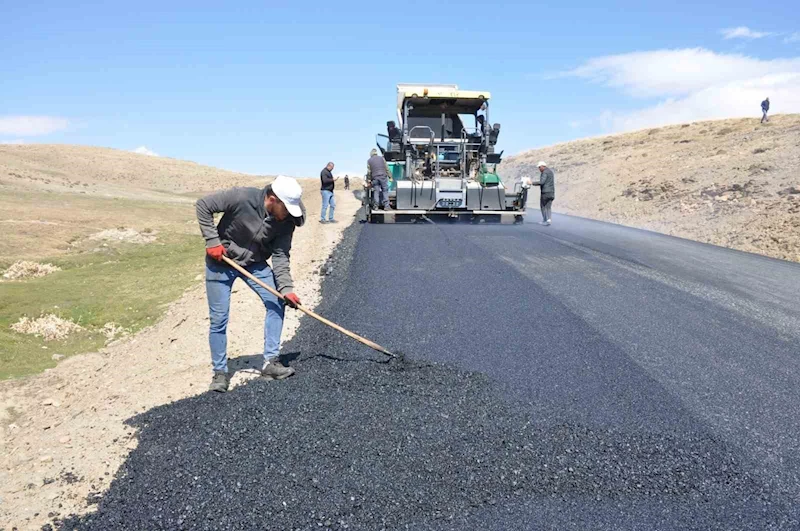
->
<box><xmin>271</xmin><ymin>175</ymin><xmax>303</xmax><ymax>218</ymax></box>
<box><xmin>537</xmin><ymin>161</ymin><xmax>547</xmax><ymax>167</ymax></box>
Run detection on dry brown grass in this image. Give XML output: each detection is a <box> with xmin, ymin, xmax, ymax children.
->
<box><xmin>2</xmin><ymin>261</ymin><xmax>61</xmax><ymax>280</ymax></box>
<box><xmin>0</xmin><ymin>144</ymin><xmax>268</xmax><ymax>198</ymax></box>
<box><xmin>10</xmin><ymin>314</ymin><xmax>84</xmax><ymax>341</ymax></box>
<box><xmin>88</xmin><ymin>228</ymin><xmax>158</xmax><ymax>244</ymax></box>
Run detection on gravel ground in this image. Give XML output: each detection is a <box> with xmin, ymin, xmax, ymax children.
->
<box><xmin>55</xmin><ymin>223</ymin><xmax>798</xmax><ymax>530</ymax></box>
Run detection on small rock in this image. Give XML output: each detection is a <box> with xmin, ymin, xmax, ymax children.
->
<box><xmin>40</xmin><ymin>455</ymin><xmax>54</xmax><ymax>463</ymax></box>
<box><xmin>51</xmin><ymin>354</ymin><xmax>65</xmax><ymax>361</ymax></box>
<box><xmin>59</xmin><ymin>436</ymin><xmax>71</xmax><ymax>444</ymax></box>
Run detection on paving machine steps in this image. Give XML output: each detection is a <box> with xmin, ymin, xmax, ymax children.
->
<box><xmin>221</xmin><ymin>255</ymin><xmax>396</xmax><ymax>358</ymax></box>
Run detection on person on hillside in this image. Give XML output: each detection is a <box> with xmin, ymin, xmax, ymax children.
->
<box><xmin>367</xmin><ymin>148</ymin><xmax>391</xmax><ymax>210</ymax></box>
<box><xmin>761</xmin><ymin>97</ymin><xmax>770</xmax><ymax>123</ymax></box>
<box><xmin>344</xmin><ymin>174</ymin><xmax>350</xmax><ymax>190</ymax></box>
<box><xmin>196</xmin><ymin>175</ymin><xmax>305</xmax><ymax>393</ymax></box>
<box><xmin>534</xmin><ymin>161</ymin><xmax>555</xmax><ymax>226</ymax></box>
<box><xmin>320</xmin><ymin>161</ymin><xmax>337</xmax><ymax>223</ymax></box>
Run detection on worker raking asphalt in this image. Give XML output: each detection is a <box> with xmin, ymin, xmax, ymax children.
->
<box><xmin>56</xmin><ymin>224</ymin><xmax>795</xmax><ymax>530</ymax></box>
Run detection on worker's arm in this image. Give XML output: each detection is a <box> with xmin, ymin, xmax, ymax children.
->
<box><xmin>366</xmin><ymin>161</ymin><xmax>372</xmax><ymax>179</ymax></box>
<box><xmin>271</xmin><ymin>230</ymin><xmax>295</xmax><ymax>296</ymax></box>
<box><xmin>196</xmin><ymin>187</ymin><xmax>242</xmax><ymax>248</ymax></box>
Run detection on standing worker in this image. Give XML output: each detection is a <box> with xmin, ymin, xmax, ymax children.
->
<box><xmin>367</xmin><ymin>148</ymin><xmax>391</xmax><ymax>210</ymax></box>
<box><xmin>344</xmin><ymin>174</ymin><xmax>350</xmax><ymax>190</ymax></box>
<box><xmin>320</xmin><ymin>161</ymin><xmax>337</xmax><ymax>223</ymax></box>
<box><xmin>535</xmin><ymin>161</ymin><xmax>555</xmax><ymax>226</ymax></box>
<box><xmin>196</xmin><ymin>175</ymin><xmax>305</xmax><ymax>393</ymax></box>
<box><xmin>761</xmin><ymin>97</ymin><xmax>770</xmax><ymax>123</ymax></box>
<box><xmin>477</xmin><ymin>102</ymin><xmax>488</xmax><ymax>136</ymax></box>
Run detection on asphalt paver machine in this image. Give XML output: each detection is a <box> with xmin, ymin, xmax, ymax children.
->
<box><xmin>366</xmin><ymin>84</ymin><xmax>527</xmax><ymax>223</ymax></box>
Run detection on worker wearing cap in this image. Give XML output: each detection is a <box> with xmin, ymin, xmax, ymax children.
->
<box><xmin>535</xmin><ymin>161</ymin><xmax>555</xmax><ymax>226</ymax></box>
<box><xmin>367</xmin><ymin>148</ymin><xmax>391</xmax><ymax>210</ymax></box>
<box><xmin>196</xmin><ymin>176</ymin><xmax>306</xmax><ymax>392</ymax></box>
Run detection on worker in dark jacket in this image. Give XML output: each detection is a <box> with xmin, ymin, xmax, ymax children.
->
<box><xmin>196</xmin><ymin>176</ymin><xmax>305</xmax><ymax>392</ymax></box>
<box><xmin>367</xmin><ymin>149</ymin><xmax>391</xmax><ymax>210</ymax></box>
<box><xmin>320</xmin><ymin>161</ymin><xmax>337</xmax><ymax>223</ymax></box>
<box><xmin>761</xmin><ymin>97</ymin><xmax>770</xmax><ymax>123</ymax></box>
<box><xmin>535</xmin><ymin>161</ymin><xmax>555</xmax><ymax>226</ymax></box>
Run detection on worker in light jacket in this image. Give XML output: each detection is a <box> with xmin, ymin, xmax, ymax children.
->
<box><xmin>535</xmin><ymin>161</ymin><xmax>555</xmax><ymax>226</ymax></box>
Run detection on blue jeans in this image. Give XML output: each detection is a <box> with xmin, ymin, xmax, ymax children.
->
<box><xmin>372</xmin><ymin>177</ymin><xmax>390</xmax><ymax>208</ymax></box>
<box><xmin>321</xmin><ymin>190</ymin><xmax>335</xmax><ymax>221</ymax></box>
<box><xmin>205</xmin><ymin>258</ymin><xmax>285</xmax><ymax>373</ymax></box>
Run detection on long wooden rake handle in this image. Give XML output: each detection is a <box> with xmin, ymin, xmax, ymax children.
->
<box><xmin>221</xmin><ymin>255</ymin><xmax>395</xmax><ymax>358</ymax></box>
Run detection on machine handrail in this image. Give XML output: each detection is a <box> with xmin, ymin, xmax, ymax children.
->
<box><xmin>407</xmin><ymin>126</ymin><xmax>435</xmax><ymax>143</ymax></box>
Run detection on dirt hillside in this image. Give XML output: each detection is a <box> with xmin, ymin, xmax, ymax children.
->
<box><xmin>0</xmin><ymin>144</ymin><xmax>268</xmax><ymax>200</ymax></box>
<box><xmin>501</xmin><ymin>114</ymin><xmax>800</xmax><ymax>262</ymax></box>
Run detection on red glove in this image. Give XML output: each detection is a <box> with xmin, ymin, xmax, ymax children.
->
<box><xmin>206</xmin><ymin>245</ymin><xmax>226</xmax><ymax>261</ymax></box>
<box><xmin>284</xmin><ymin>292</ymin><xmax>301</xmax><ymax>308</ymax></box>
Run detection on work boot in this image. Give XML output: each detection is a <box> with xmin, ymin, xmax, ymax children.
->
<box><xmin>261</xmin><ymin>359</ymin><xmax>295</xmax><ymax>380</ymax></box>
<box><xmin>209</xmin><ymin>371</ymin><xmax>230</xmax><ymax>393</ymax></box>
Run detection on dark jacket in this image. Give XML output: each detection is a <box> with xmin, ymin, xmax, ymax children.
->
<box><xmin>539</xmin><ymin>167</ymin><xmax>555</xmax><ymax>196</ymax></box>
<box><xmin>367</xmin><ymin>154</ymin><xmax>389</xmax><ymax>179</ymax></box>
<box><xmin>320</xmin><ymin>167</ymin><xmax>335</xmax><ymax>191</ymax></box>
<box><xmin>196</xmin><ymin>185</ymin><xmax>306</xmax><ymax>295</ymax></box>
<box><xmin>762</xmin><ymin>99</ymin><xmax>770</xmax><ymax>112</ymax></box>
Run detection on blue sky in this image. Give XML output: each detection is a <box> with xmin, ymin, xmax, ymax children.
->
<box><xmin>2</xmin><ymin>1</ymin><xmax>799</xmax><ymax>176</ymax></box>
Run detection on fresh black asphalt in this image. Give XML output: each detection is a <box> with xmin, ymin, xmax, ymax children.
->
<box><xmin>57</xmin><ymin>213</ymin><xmax>800</xmax><ymax>530</ymax></box>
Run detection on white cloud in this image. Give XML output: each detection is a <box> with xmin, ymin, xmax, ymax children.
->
<box><xmin>720</xmin><ymin>26</ymin><xmax>773</xmax><ymax>40</ymax></box>
<box><xmin>0</xmin><ymin>116</ymin><xmax>69</xmax><ymax>136</ymax></box>
<box><xmin>0</xmin><ymin>139</ymin><xmax>26</xmax><ymax>145</ymax></box>
<box><xmin>565</xmin><ymin>48</ymin><xmax>800</xmax><ymax>133</ymax></box>
<box><xmin>132</xmin><ymin>146</ymin><xmax>159</xmax><ymax>157</ymax></box>
<box><xmin>785</xmin><ymin>32</ymin><xmax>800</xmax><ymax>44</ymax></box>
<box><xmin>566</xmin><ymin>48</ymin><xmax>800</xmax><ymax>98</ymax></box>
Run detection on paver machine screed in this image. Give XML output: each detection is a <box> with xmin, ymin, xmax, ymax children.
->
<box><xmin>366</xmin><ymin>84</ymin><xmax>527</xmax><ymax>223</ymax></box>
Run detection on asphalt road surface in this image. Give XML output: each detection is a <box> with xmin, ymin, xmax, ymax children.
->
<box><xmin>62</xmin><ymin>213</ymin><xmax>800</xmax><ymax>530</ymax></box>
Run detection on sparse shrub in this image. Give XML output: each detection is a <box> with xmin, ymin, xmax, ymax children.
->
<box><xmin>2</xmin><ymin>261</ymin><xmax>61</xmax><ymax>280</ymax></box>
<box><xmin>11</xmin><ymin>314</ymin><xmax>84</xmax><ymax>341</ymax></box>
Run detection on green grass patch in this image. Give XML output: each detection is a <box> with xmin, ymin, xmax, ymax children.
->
<box><xmin>0</xmin><ymin>233</ymin><xmax>203</xmax><ymax>380</ymax></box>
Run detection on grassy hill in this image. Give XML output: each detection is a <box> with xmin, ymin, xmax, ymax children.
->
<box><xmin>0</xmin><ymin>145</ymin><xmax>280</xmax><ymax>378</ymax></box>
